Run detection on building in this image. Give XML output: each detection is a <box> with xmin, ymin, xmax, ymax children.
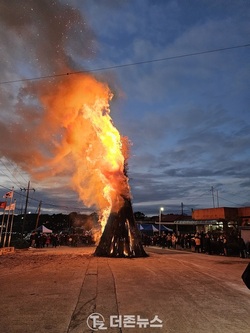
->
<box><xmin>159</xmin><ymin>207</ymin><xmax>250</xmax><ymax>234</ymax></box>
<box><xmin>192</xmin><ymin>206</ymin><xmax>250</xmax><ymax>225</ymax></box>
<box><xmin>137</xmin><ymin>207</ymin><xmax>250</xmax><ymax>235</ymax></box>
<box><xmin>191</xmin><ymin>206</ymin><xmax>250</xmax><ymax>233</ymax></box>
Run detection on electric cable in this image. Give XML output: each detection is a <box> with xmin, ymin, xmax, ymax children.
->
<box><xmin>0</xmin><ymin>158</ymin><xmax>26</xmax><ymax>189</ymax></box>
<box><xmin>0</xmin><ymin>43</ymin><xmax>249</xmax><ymax>85</ymax></box>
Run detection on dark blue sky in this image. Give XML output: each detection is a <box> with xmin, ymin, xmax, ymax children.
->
<box><xmin>0</xmin><ymin>0</ymin><xmax>250</xmax><ymax>216</ymax></box>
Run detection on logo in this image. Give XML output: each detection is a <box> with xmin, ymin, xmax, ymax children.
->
<box><xmin>87</xmin><ymin>313</ymin><xmax>163</xmax><ymax>330</ymax></box>
<box><xmin>87</xmin><ymin>313</ymin><xmax>107</xmax><ymax>331</ymax></box>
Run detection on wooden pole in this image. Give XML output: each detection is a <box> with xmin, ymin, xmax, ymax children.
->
<box><xmin>95</xmin><ymin>198</ymin><xmax>148</xmax><ymax>258</ymax></box>
<box><xmin>7</xmin><ymin>200</ymin><xmax>16</xmax><ymax>247</ymax></box>
<box><xmin>35</xmin><ymin>201</ymin><xmax>42</xmax><ymax>230</ymax></box>
<box><xmin>0</xmin><ymin>207</ymin><xmax>6</xmax><ymax>244</ymax></box>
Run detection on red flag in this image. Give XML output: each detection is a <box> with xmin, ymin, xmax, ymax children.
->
<box><xmin>0</xmin><ymin>201</ymin><xmax>7</xmax><ymax>209</ymax></box>
<box><xmin>3</xmin><ymin>191</ymin><xmax>13</xmax><ymax>199</ymax></box>
<box><xmin>5</xmin><ymin>203</ymin><xmax>16</xmax><ymax>211</ymax></box>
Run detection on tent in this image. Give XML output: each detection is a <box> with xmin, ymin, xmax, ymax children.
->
<box><xmin>34</xmin><ymin>225</ymin><xmax>53</xmax><ymax>233</ymax></box>
<box><xmin>138</xmin><ymin>223</ymin><xmax>173</xmax><ymax>233</ymax></box>
<box><xmin>160</xmin><ymin>225</ymin><xmax>173</xmax><ymax>232</ymax></box>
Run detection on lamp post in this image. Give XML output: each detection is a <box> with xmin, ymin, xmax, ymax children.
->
<box><xmin>159</xmin><ymin>207</ymin><xmax>164</xmax><ymax>236</ymax></box>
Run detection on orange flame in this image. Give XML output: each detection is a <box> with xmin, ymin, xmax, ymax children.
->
<box><xmin>35</xmin><ymin>74</ymin><xmax>131</xmax><ymax>230</ymax></box>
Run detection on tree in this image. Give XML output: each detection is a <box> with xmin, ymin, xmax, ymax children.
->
<box><xmin>134</xmin><ymin>211</ymin><xmax>146</xmax><ymax>221</ymax></box>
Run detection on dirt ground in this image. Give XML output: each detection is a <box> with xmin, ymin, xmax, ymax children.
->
<box><xmin>0</xmin><ymin>246</ymin><xmax>94</xmax><ymax>272</ymax></box>
<box><xmin>1</xmin><ymin>246</ymin><xmax>250</xmax><ymax>333</ymax></box>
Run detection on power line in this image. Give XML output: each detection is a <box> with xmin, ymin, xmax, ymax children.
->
<box><xmin>0</xmin><ymin>168</ymin><xmax>14</xmax><ymax>185</ymax></box>
<box><xmin>217</xmin><ymin>195</ymin><xmax>243</xmax><ymax>206</ymax></box>
<box><xmin>5</xmin><ymin>158</ymin><xmax>29</xmax><ymax>184</ymax></box>
<box><xmin>13</xmin><ymin>188</ymin><xmax>86</xmax><ymax>211</ymax></box>
<box><xmin>0</xmin><ymin>43</ymin><xmax>249</xmax><ymax>85</ymax></box>
<box><xmin>0</xmin><ymin>184</ymin><xmax>88</xmax><ymax>212</ymax></box>
<box><xmin>0</xmin><ymin>158</ymin><xmax>26</xmax><ymax>189</ymax></box>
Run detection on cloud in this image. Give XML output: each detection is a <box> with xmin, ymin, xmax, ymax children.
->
<box><xmin>0</xmin><ymin>0</ymin><xmax>132</xmax><ymax>217</ymax></box>
<box><xmin>1</xmin><ymin>0</ymin><xmax>249</xmax><ymax>216</ymax></box>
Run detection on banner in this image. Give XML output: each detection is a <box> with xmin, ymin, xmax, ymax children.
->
<box><xmin>0</xmin><ymin>201</ymin><xmax>7</xmax><ymax>209</ymax></box>
<box><xmin>3</xmin><ymin>191</ymin><xmax>13</xmax><ymax>199</ymax></box>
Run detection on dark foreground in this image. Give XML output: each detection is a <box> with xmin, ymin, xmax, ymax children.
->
<box><xmin>0</xmin><ymin>246</ymin><xmax>250</xmax><ymax>333</ymax></box>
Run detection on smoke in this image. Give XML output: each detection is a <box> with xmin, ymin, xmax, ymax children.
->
<box><xmin>0</xmin><ymin>0</ymin><xmax>130</xmax><ymax>216</ymax></box>
<box><xmin>0</xmin><ymin>0</ymin><xmax>95</xmax><ymax>75</ymax></box>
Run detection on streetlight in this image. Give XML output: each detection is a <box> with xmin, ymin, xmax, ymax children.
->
<box><xmin>159</xmin><ymin>207</ymin><xmax>164</xmax><ymax>235</ymax></box>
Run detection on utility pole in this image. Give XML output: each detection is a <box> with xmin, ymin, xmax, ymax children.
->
<box><xmin>35</xmin><ymin>201</ymin><xmax>42</xmax><ymax>230</ymax></box>
<box><xmin>216</xmin><ymin>190</ymin><xmax>220</xmax><ymax>208</ymax></box>
<box><xmin>211</xmin><ymin>186</ymin><xmax>215</xmax><ymax>208</ymax></box>
<box><xmin>7</xmin><ymin>199</ymin><xmax>16</xmax><ymax>247</ymax></box>
<box><xmin>21</xmin><ymin>181</ymin><xmax>35</xmax><ymax>237</ymax></box>
<box><xmin>3</xmin><ymin>189</ymin><xmax>14</xmax><ymax>248</ymax></box>
<box><xmin>19</xmin><ymin>188</ymin><xmax>26</xmax><ymax>214</ymax></box>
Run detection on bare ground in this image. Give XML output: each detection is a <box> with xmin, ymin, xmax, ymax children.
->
<box><xmin>0</xmin><ymin>246</ymin><xmax>250</xmax><ymax>333</ymax></box>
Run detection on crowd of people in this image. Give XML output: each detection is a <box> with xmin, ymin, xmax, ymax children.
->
<box><xmin>142</xmin><ymin>231</ymin><xmax>249</xmax><ymax>258</ymax></box>
<box><xmin>27</xmin><ymin>229</ymin><xmax>249</xmax><ymax>258</ymax></box>
<box><xmin>29</xmin><ymin>231</ymin><xmax>94</xmax><ymax>248</ymax></box>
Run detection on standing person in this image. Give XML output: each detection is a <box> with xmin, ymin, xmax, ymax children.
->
<box><xmin>184</xmin><ymin>234</ymin><xmax>190</xmax><ymax>249</ymax></box>
<box><xmin>187</xmin><ymin>234</ymin><xmax>192</xmax><ymax>249</ymax></box>
<box><xmin>166</xmin><ymin>233</ymin><xmax>172</xmax><ymax>248</ymax></box>
<box><xmin>179</xmin><ymin>234</ymin><xmax>185</xmax><ymax>249</ymax></box>
<box><xmin>218</xmin><ymin>235</ymin><xmax>224</xmax><ymax>255</ymax></box>
<box><xmin>204</xmin><ymin>233</ymin><xmax>212</xmax><ymax>255</ymax></box>
<box><xmin>223</xmin><ymin>235</ymin><xmax>228</xmax><ymax>256</ymax></box>
<box><xmin>171</xmin><ymin>234</ymin><xmax>177</xmax><ymax>249</ymax></box>
<box><xmin>29</xmin><ymin>232</ymin><xmax>36</xmax><ymax>248</ymax></box>
<box><xmin>194</xmin><ymin>234</ymin><xmax>201</xmax><ymax>253</ymax></box>
<box><xmin>35</xmin><ymin>232</ymin><xmax>41</xmax><ymax>248</ymax></box>
<box><xmin>45</xmin><ymin>234</ymin><xmax>51</xmax><ymax>247</ymax></box>
<box><xmin>51</xmin><ymin>233</ymin><xmax>58</xmax><ymax>248</ymax></box>
<box><xmin>200</xmin><ymin>231</ymin><xmax>205</xmax><ymax>253</ymax></box>
<box><xmin>238</xmin><ymin>235</ymin><xmax>246</xmax><ymax>258</ymax></box>
<box><xmin>160</xmin><ymin>233</ymin><xmax>166</xmax><ymax>249</ymax></box>
<box><xmin>41</xmin><ymin>234</ymin><xmax>47</xmax><ymax>248</ymax></box>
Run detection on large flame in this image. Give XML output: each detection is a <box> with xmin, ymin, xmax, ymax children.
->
<box><xmin>35</xmin><ymin>74</ymin><xmax>131</xmax><ymax>230</ymax></box>
<box><xmin>0</xmin><ymin>1</ymin><xmax>132</xmax><ymax>234</ymax></box>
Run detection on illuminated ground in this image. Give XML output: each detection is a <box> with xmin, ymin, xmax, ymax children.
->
<box><xmin>0</xmin><ymin>246</ymin><xmax>249</xmax><ymax>333</ymax></box>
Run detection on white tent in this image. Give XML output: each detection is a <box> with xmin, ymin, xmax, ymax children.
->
<box><xmin>34</xmin><ymin>225</ymin><xmax>53</xmax><ymax>233</ymax></box>
<box><xmin>137</xmin><ymin>223</ymin><xmax>173</xmax><ymax>233</ymax></box>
